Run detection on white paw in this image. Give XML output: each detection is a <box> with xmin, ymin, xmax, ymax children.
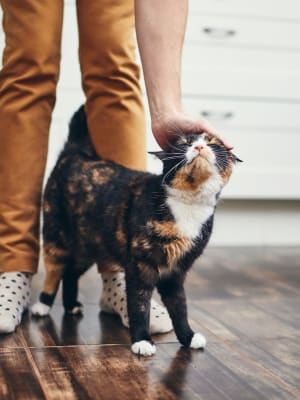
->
<box><xmin>131</xmin><ymin>340</ymin><xmax>156</xmax><ymax>356</ymax></box>
<box><xmin>190</xmin><ymin>333</ymin><xmax>207</xmax><ymax>349</ymax></box>
<box><xmin>31</xmin><ymin>301</ymin><xmax>51</xmax><ymax>317</ymax></box>
<box><xmin>69</xmin><ymin>305</ymin><xmax>83</xmax><ymax>315</ymax></box>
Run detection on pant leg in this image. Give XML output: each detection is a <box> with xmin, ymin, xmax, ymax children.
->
<box><xmin>0</xmin><ymin>0</ymin><xmax>63</xmax><ymax>273</ymax></box>
<box><xmin>76</xmin><ymin>0</ymin><xmax>147</xmax><ymax>171</ymax></box>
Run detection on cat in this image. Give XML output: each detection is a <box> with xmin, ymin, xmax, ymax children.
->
<box><xmin>32</xmin><ymin>105</ymin><xmax>241</xmax><ymax>356</ymax></box>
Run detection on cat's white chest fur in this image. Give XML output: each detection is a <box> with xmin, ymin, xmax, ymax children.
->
<box><xmin>166</xmin><ymin>175</ymin><xmax>222</xmax><ymax>239</ymax></box>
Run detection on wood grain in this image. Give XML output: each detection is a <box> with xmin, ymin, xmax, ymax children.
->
<box><xmin>0</xmin><ymin>247</ymin><xmax>299</xmax><ymax>399</ymax></box>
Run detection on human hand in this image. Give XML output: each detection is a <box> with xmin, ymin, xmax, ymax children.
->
<box><xmin>152</xmin><ymin>111</ymin><xmax>233</xmax><ymax>150</ymax></box>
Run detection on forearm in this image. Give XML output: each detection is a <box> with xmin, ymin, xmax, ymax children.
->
<box><xmin>135</xmin><ymin>0</ymin><xmax>188</xmax><ymax>124</ymax></box>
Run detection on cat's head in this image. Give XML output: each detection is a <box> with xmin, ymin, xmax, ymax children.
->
<box><xmin>150</xmin><ymin>132</ymin><xmax>242</xmax><ymax>192</ymax></box>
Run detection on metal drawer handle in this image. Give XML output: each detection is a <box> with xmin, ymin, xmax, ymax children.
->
<box><xmin>200</xmin><ymin>111</ymin><xmax>234</xmax><ymax>120</ymax></box>
<box><xmin>203</xmin><ymin>27</ymin><xmax>236</xmax><ymax>38</ymax></box>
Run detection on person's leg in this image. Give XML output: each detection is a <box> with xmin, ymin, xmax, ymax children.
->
<box><xmin>0</xmin><ymin>0</ymin><xmax>63</xmax><ymax>332</ymax></box>
<box><xmin>76</xmin><ymin>0</ymin><xmax>172</xmax><ymax>333</ymax></box>
<box><xmin>76</xmin><ymin>0</ymin><xmax>146</xmax><ymax>170</ymax></box>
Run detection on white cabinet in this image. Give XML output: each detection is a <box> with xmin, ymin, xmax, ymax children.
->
<box><xmin>182</xmin><ymin>1</ymin><xmax>300</xmax><ymax>199</ymax></box>
<box><xmin>189</xmin><ymin>0</ymin><xmax>300</xmax><ymax>21</ymax></box>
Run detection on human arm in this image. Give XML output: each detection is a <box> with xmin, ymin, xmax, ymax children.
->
<box><xmin>134</xmin><ymin>0</ymin><xmax>232</xmax><ymax>149</ymax></box>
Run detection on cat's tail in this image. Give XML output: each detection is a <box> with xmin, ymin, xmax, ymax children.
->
<box><xmin>64</xmin><ymin>105</ymin><xmax>98</xmax><ymax>159</ymax></box>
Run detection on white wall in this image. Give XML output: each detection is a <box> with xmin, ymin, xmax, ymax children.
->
<box><xmin>1</xmin><ymin>2</ymin><xmax>300</xmax><ymax>246</ymax></box>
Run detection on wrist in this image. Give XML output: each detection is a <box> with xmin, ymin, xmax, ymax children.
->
<box><xmin>150</xmin><ymin>104</ymin><xmax>183</xmax><ymax>131</ymax></box>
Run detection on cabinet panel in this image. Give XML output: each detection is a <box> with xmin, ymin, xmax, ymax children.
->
<box><xmin>182</xmin><ymin>46</ymin><xmax>300</xmax><ymax>100</ymax></box>
<box><xmin>183</xmin><ymin>98</ymin><xmax>300</xmax><ymax>131</ymax></box>
<box><xmin>190</xmin><ymin>0</ymin><xmax>300</xmax><ymax>21</ymax></box>
<box><xmin>182</xmin><ymin>97</ymin><xmax>300</xmax><ymax>198</ymax></box>
<box><xmin>186</xmin><ymin>15</ymin><xmax>300</xmax><ymax>51</ymax></box>
<box><xmin>210</xmin><ymin>128</ymin><xmax>300</xmax><ymax>199</ymax></box>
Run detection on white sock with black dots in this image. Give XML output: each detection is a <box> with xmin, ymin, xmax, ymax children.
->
<box><xmin>0</xmin><ymin>272</ymin><xmax>31</xmax><ymax>334</ymax></box>
<box><xmin>100</xmin><ymin>271</ymin><xmax>173</xmax><ymax>334</ymax></box>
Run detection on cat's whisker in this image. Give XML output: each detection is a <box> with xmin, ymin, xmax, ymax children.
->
<box><xmin>168</xmin><ymin>143</ymin><xmax>186</xmax><ymax>153</ymax></box>
<box><xmin>162</xmin><ymin>159</ymin><xmax>186</xmax><ymax>186</ymax></box>
<box><xmin>161</xmin><ymin>156</ymin><xmax>185</xmax><ymax>161</ymax></box>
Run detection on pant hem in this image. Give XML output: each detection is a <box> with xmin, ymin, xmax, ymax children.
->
<box><xmin>0</xmin><ymin>256</ymin><xmax>38</xmax><ymax>274</ymax></box>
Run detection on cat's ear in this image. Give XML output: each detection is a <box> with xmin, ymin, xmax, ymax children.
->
<box><xmin>231</xmin><ymin>153</ymin><xmax>243</xmax><ymax>163</ymax></box>
<box><xmin>148</xmin><ymin>151</ymin><xmax>166</xmax><ymax>161</ymax></box>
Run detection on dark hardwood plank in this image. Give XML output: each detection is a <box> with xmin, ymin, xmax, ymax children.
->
<box><xmin>208</xmin><ymin>341</ymin><xmax>298</xmax><ymax>400</ymax></box>
<box><xmin>197</xmin><ymin>298</ymin><xmax>299</xmax><ymax>341</ymax></box>
<box><xmin>31</xmin><ymin>340</ymin><xmax>300</xmax><ymax>400</ymax></box>
<box><xmin>21</xmin><ymin>305</ymin><xmax>131</xmax><ymax>347</ymax></box>
<box><xmin>0</xmin><ymin>348</ymin><xmax>45</xmax><ymax>399</ymax></box>
<box><xmin>236</xmin><ymin>337</ymin><xmax>300</xmax><ymax>391</ymax></box>
<box><xmin>2</xmin><ymin>247</ymin><xmax>300</xmax><ymax>399</ymax></box>
<box><xmin>0</xmin><ymin>328</ymin><xmax>24</xmax><ymax>348</ymax></box>
<box><xmin>28</xmin><ymin>343</ymin><xmax>255</xmax><ymax>400</ymax></box>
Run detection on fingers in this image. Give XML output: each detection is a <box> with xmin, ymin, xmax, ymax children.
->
<box><xmin>152</xmin><ymin>112</ymin><xmax>234</xmax><ymax>150</ymax></box>
<box><xmin>196</xmin><ymin>118</ymin><xmax>234</xmax><ymax>150</ymax></box>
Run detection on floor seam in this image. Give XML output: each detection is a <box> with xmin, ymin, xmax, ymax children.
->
<box><xmin>18</xmin><ymin>329</ymin><xmax>51</xmax><ymax>400</ymax></box>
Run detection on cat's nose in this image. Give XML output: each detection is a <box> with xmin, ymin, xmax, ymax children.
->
<box><xmin>194</xmin><ymin>145</ymin><xmax>203</xmax><ymax>152</ymax></box>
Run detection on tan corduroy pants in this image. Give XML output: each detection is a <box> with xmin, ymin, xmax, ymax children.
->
<box><xmin>0</xmin><ymin>0</ymin><xmax>146</xmax><ymax>274</ymax></box>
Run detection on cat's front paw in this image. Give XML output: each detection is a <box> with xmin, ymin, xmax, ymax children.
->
<box><xmin>66</xmin><ymin>302</ymin><xmax>84</xmax><ymax>316</ymax></box>
<box><xmin>31</xmin><ymin>301</ymin><xmax>51</xmax><ymax>317</ymax></box>
<box><xmin>190</xmin><ymin>333</ymin><xmax>207</xmax><ymax>349</ymax></box>
<box><xmin>131</xmin><ymin>340</ymin><xmax>156</xmax><ymax>356</ymax></box>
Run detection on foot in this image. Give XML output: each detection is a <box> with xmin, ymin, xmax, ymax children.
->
<box><xmin>31</xmin><ymin>301</ymin><xmax>51</xmax><ymax>317</ymax></box>
<box><xmin>0</xmin><ymin>272</ymin><xmax>31</xmax><ymax>333</ymax></box>
<box><xmin>100</xmin><ymin>272</ymin><xmax>173</xmax><ymax>334</ymax></box>
<box><xmin>131</xmin><ymin>340</ymin><xmax>156</xmax><ymax>356</ymax></box>
<box><xmin>190</xmin><ymin>332</ymin><xmax>207</xmax><ymax>349</ymax></box>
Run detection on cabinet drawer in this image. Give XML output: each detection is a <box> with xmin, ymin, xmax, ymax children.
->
<box><xmin>186</xmin><ymin>15</ymin><xmax>300</xmax><ymax>51</ymax></box>
<box><xmin>184</xmin><ymin>97</ymin><xmax>300</xmax><ymax>198</ymax></box>
<box><xmin>182</xmin><ymin>46</ymin><xmax>300</xmax><ymax>100</ymax></box>
<box><xmin>183</xmin><ymin>98</ymin><xmax>300</xmax><ymax>131</ymax></box>
<box><xmin>190</xmin><ymin>0</ymin><xmax>300</xmax><ymax>21</ymax></box>
<box><xmin>220</xmin><ymin>129</ymin><xmax>300</xmax><ymax>199</ymax></box>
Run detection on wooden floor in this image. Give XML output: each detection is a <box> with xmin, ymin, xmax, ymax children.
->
<box><xmin>0</xmin><ymin>247</ymin><xmax>300</xmax><ymax>400</ymax></box>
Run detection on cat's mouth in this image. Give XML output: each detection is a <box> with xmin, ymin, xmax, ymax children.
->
<box><xmin>187</xmin><ymin>149</ymin><xmax>214</xmax><ymax>167</ymax></box>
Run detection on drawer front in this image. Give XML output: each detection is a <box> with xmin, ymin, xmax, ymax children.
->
<box><xmin>186</xmin><ymin>15</ymin><xmax>300</xmax><ymax>51</ymax></box>
<box><xmin>220</xmin><ymin>128</ymin><xmax>300</xmax><ymax>199</ymax></box>
<box><xmin>190</xmin><ymin>0</ymin><xmax>300</xmax><ymax>21</ymax></box>
<box><xmin>184</xmin><ymin>98</ymin><xmax>300</xmax><ymax>199</ymax></box>
<box><xmin>182</xmin><ymin>46</ymin><xmax>300</xmax><ymax>100</ymax></box>
<box><xmin>182</xmin><ymin>98</ymin><xmax>300</xmax><ymax>131</ymax></box>
<box><xmin>176</xmin><ymin>98</ymin><xmax>300</xmax><ymax>198</ymax></box>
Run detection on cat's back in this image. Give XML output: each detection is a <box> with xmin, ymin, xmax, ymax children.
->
<box><xmin>50</xmin><ymin>152</ymin><xmax>152</xmax><ymax>211</ymax></box>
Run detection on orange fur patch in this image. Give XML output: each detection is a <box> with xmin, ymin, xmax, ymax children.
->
<box><xmin>91</xmin><ymin>167</ymin><xmax>113</xmax><ymax>185</ymax></box>
<box><xmin>147</xmin><ymin>221</ymin><xmax>193</xmax><ymax>265</ymax></box>
<box><xmin>220</xmin><ymin>165</ymin><xmax>233</xmax><ymax>185</ymax></box>
<box><xmin>44</xmin><ymin>243</ymin><xmax>68</xmax><ymax>259</ymax></box>
<box><xmin>171</xmin><ymin>157</ymin><xmax>212</xmax><ymax>191</ymax></box>
<box><xmin>163</xmin><ymin>237</ymin><xmax>193</xmax><ymax>265</ymax></box>
<box><xmin>132</xmin><ymin>237</ymin><xmax>152</xmax><ymax>250</ymax></box>
<box><xmin>147</xmin><ymin>220</ymin><xmax>180</xmax><ymax>238</ymax></box>
<box><xmin>116</xmin><ymin>227</ymin><xmax>127</xmax><ymax>246</ymax></box>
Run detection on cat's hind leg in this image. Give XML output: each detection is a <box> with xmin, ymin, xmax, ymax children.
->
<box><xmin>125</xmin><ymin>265</ymin><xmax>156</xmax><ymax>356</ymax></box>
<box><xmin>31</xmin><ymin>243</ymin><xmax>69</xmax><ymax>317</ymax></box>
<box><xmin>62</xmin><ymin>265</ymin><xmax>83</xmax><ymax>315</ymax></box>
<box><xmin>157</xmin><ymin>275</ymin><xmax>206</xmax><ymax>349</ymax></box>
<box><xmin>32</xmin><ymin>175</ymin><xmax>68</xmax><ymax>316</ymax></box>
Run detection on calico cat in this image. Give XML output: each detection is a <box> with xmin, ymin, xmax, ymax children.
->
<box><xmin>32</xmin><ymin>105</ymin><xmax>241</xmax><ymax>356</ymax></box>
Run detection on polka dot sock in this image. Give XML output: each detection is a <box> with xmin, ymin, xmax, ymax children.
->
<box><xmin>0</xmin><ymin>272</ymin><xmax>31</xmax><ymax>334</ymax></box>
<box><xmin>100</xmin><ymin>272</ymin><xmax>173</xmax><ymax>334</ymax></box>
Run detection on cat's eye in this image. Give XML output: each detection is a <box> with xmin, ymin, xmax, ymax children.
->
<box><xmin>185</xmin><ymin>136</ymin><xmax>196</xmax><ymax>145</ymax></box>
<box><xmin>202</xmin><ymin>134</ymin><xmax>213</xmax><ymax>142</ymax></box>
